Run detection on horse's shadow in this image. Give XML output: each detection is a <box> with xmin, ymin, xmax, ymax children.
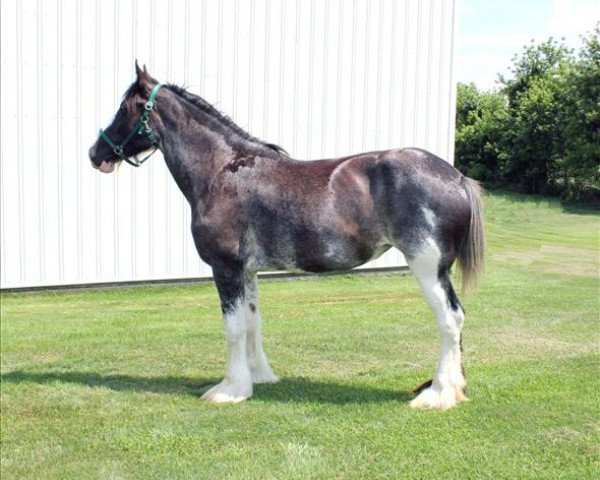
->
<box><xmin>0</xmin><ymin>370</ymin><xmax>412</xmax><ymax>404</ymax></box>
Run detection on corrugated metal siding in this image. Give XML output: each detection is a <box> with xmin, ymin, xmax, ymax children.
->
<box><xmin>0</xmin><ymin>0</ymin><xmax>457</xmax><ymax>289</ymax></box>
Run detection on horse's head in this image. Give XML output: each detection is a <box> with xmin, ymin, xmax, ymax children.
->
<box><xmin>89</xmin><ymin>62</ymin><xmax>162</xmax><ymax>173</ymax></box>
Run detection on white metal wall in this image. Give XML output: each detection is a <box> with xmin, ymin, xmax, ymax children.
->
<box><xmin>0</xmin><ymin>0</ymin><xmax>457</xmax><ymax>289</ymax></box>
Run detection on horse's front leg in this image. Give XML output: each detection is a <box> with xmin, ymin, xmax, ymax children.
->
<box><xmin>201</xmin><ymin>265</ymin><xmax>253</xmax><ymax>403</ymax></box>
<box><xmin>244</xmin><ymin>272</ymin><xmax>278</xmax><ymax>384</ymax></box>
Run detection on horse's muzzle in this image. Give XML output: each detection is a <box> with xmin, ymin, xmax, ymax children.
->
<box><xmin>95</xmin><ymin>160</ymin><xmax>118</xmax><ymax>173</ymax></box>
<box><xmin>89</xmin><ymin>145</ymin><xmax>119</xmax><ymax>173</ymax></box>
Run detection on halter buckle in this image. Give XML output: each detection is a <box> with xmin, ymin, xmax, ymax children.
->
<box><xmin>114</xmin><ymin>146</ymin><xmax>125</xmax><ymax>157</ymax></box>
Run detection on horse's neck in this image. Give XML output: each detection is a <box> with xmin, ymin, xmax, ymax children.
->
<box><xmin>156</xmin><ymin>104</ymin><xmax>233</xmax><ymax>208</ymax></box>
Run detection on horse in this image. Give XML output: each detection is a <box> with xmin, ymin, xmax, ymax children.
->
<box><xmin>89</xmin><ymin>63</ymin><xmax>484</xmax><ymax>410</ymax></box>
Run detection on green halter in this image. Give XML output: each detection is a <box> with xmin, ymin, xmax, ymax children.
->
<box><xmin>98</xmin><ymin>83</ymin><xmax>163</xmax><ymax>167</ymax></box>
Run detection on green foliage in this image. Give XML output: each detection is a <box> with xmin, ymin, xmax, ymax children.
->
<box><xmin>456</xmin><ymin>25</ymin><xmax>600</xmax><ymax>201</ymax></box>
<box><xmin>455</xmin><ymin>83</ymin><xmax>508</xmax><ymax>183</ymax></box>
<box><xmin>561</xmin><ymin>26</ymin><xmax>600</xmax><ymax>200</ymax></box>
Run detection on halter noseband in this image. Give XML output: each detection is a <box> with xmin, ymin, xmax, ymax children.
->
<box><xmin>98</xmin><ymin>83</ymin><xmax>163</xmax><ymax>167</ymax></box>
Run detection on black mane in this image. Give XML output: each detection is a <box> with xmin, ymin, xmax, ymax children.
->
<box><xmin>165</xmin><ymin>84</ymin><xmax>287</xmax><ymax>155</ymax></box>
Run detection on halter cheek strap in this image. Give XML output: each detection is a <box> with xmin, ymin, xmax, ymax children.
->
<box><xmin>98</xmin><ymin>83</ymin><xmax>163</xmax><ymax>167</ymax></box>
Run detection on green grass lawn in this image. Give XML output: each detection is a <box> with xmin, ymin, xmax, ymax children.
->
<box><xmin>1</xmin><ymin>192</ymin><xmax>599</xmax><ymax>479</ymax></box>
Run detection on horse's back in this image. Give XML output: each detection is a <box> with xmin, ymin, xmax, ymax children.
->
<box><xmin>324</xmin><ymin>147</ymin><xmax>468</xmax><ymax>216</ymax></box>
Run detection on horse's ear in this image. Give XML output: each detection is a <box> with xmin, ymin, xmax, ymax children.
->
<box><xmin>134</xmin><ymin>60</ymin><xmax>155</xmax><ymax>93</ymax></box>
<box><xmin>135</xmin><ymin>60</ymin><xmax>144</xmax><ymax>80</ymax></box>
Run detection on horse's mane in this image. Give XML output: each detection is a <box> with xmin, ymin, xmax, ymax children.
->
<box><xmin>165</xmin><ymin>84</ymin><xmax>287</xmax><ymax>155</ymax></box>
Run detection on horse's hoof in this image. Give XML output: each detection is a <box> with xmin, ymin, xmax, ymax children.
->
<box><xmin>201</xmin><ymin>379</ymin><xmax>252</xmax><ymax>403</ymax></box>
<box><xmin>410</xmin><ymin>384</ymin><xmax>468</xmax><ymax>410</ymax></box>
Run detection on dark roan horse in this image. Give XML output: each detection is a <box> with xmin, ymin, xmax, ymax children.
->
<box><xmin>89</xmin><ymin>64</ymin><xmax>484</xmax><ymax>409</ymax></box>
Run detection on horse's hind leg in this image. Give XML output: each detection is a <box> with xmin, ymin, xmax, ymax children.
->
<box><xmin>244</xmin><ymin>273</ymin><xmax>278</xmax><ymax>384</ymax></box>
<box><xmin>407</xmin><ymin>239</ymin><xmax>468</xmax><ymax>410</ymax></box>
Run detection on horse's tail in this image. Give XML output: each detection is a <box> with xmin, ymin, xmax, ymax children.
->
<box><xmin>457</xmin><ymin>177</ymin><xmax>485</xmax><ymax>293</ymax></box>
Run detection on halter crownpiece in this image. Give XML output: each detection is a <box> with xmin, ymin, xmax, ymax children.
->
<box><xmin>98</xmin><ymin>83</ymin><xmax>164</xmax><ymax>167</ymax></box>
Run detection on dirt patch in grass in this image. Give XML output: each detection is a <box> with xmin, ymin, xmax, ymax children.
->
<box><xmin>537</xmin><ymin>245</ymin><xmax>599</xmax><ymax>277</ymax></box>
<box><xmin>493</xmin><ymin>245</ymin><xmax>598</xmax><ymax>277</ymax></box>
<box><xmin>477</xmin><ymin>325</ymin><xmax>596</xmax><ymax>361</ymax></box>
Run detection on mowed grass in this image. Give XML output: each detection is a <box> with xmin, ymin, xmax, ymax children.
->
<box><xmin>1</xmin><ymin>192</ymin><xmax>598</xmax><ymax>480</ymax></box>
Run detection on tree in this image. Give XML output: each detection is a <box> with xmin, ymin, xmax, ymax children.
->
<box><xmin>499</xmin><ymin>39</ymin><xmax>574</xmax><ymax>194</ymax></box>
<box><xmin>455</xmin><ymin>83</ymin><xmax>508</xmax><ymax>184</ymax></box>
<box><xmin>560</xmin><ymin>25</ymin><xmax>600</xmax><ymax>201</ymax></box>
